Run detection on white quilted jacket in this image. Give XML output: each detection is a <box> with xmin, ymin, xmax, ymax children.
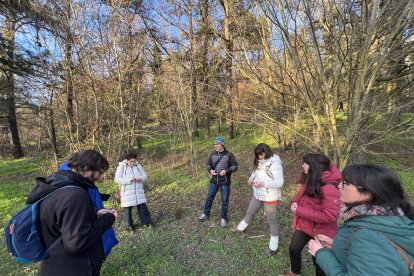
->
<box><xmin>114</xmin><ymin>160</ymin><xmax>148</xmax><ymax>207</ymax></box>
<box><xmin>248</xmin><ymin>154</ymin><xmax>284</xmax><ymax>201</ymax></box>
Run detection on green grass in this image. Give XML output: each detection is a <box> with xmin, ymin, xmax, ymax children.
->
<box><xmin>0</xmin><ymin>158</ymin><xmax>41</xmax><ymax>275</ymax></box>
<box><xmin>1</xmin><ymin>125</ymin><xmax>413</xmax><ymax>275</ymax></box>
<box><xmin>368</xmin><ymin>154</ymin><xmax>414</xmax><ymax>194</ymax></box>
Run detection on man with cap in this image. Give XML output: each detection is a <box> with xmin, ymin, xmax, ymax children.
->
<box><xmin>198</xmin><ymin>135</ymin><xmax>238</xmax><ymax>227</ymax></box>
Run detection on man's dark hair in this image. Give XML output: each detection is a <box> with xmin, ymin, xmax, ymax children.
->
<box><xmin>67</xmin><ymin>150</ymin><xmax>109</xmax><ymax>172</ymax></box>
<box><xmin>124</xmin><ymin>152</ymin><xmax>138</xmax><ymax>161</ymax></box>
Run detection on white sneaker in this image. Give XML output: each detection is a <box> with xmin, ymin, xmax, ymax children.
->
<box><xmin>220</xmin><ymin>218</ymin><xmax>228</xmax><ymax>228</ymax></box>
<box><xmin>198</xmin><ymin>214</ymin><xmax>209</xmax><ymax>222</ymax></box>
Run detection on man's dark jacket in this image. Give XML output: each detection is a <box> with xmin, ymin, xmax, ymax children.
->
<box><xmin>26</xmin><ymin>170</ymin><xmax>115</xmax><ymax>276</ymax></box>
<box><xmin>206</xmin><ymin>149</ymin><xmax>238</xmax><ymax>186</ymax></box>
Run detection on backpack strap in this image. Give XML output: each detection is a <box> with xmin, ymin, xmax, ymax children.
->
<box><xmin>122</xmin><ymin>163</ymin><xmax>141</xmax><ymax>177</ymax></box>
<box><xmin>123</xmin><ymin>164</ymin><xmax>127</xmax><ymax>178</ymax></box>
<box><xmin>120</xmin><ymin>164</ymin><xmax>127</xmax><ymax>189</ymax></box>
<box><xmin>136</xmin><ymin>164</ymin><xmax>141</xmax><ymax>174</ymax></box>
<box><xmin>32</xmin><ymin>185</ymin><xmax>83</xmax><ymax>233</ymax></box>
<box><xmin>46</xmin><ymin>236</ymin><xmax>63</xmax><ymax>253</ymax></box>
<box><xmin>213</xmin><ymin>153</ymin><xmax>226</xmax><ymax>171</ymax></box>
<box><xmin>37</xmin><ymin>185</ymin><xmax>84</xmax><ymax>252</ymax></box>
<box><xmin>347</xmin><ymin>227</ymin><xmax>364</xmax><ymax>253</ymax></box>
<box><xmin>265</xmin><ymin>161</ymin><xmax>274</xmax><ymax>180</ymax></box>
<box><xmin>378</xmin><ymin>232</ymin><xmax>414</xmax><ymax>275</ymax></box>
<box><xmin>348</xmin><ymin>227</ymin><xmax>414</xmax><ymax>275</ymax></box>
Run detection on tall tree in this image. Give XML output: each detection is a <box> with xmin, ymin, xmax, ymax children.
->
<box><xmin>246</xmin><ymin>0</ymin><xmax>414</xmax><ymax>168</ymax></box>
<box><xmin>199</xmin><ymin>0</ymin><xmax>212</xmax><ymax>136</ymax></box>
<box><xmin>1</xmin><ymin>0</ymin><xmax>62</xmax><ymax>158</ymax></box>
<box><xmin>189</xmin><ymin>0</ymin><xmax>199</xmax><ymax>138</ymax></box>
<box><xmin>3</xmin><ymin>14</ymin><xmax>24</xmax><ymax>158</ymax></box>
<box><xmin>63</xmin><ymin>0</ymin><xmax>75</xmax><ymax>144</ymax></box>
<box><xmin>219</xmin><ymin>0</ymin><xmax>234</xmax><ymax>139</ymax></box>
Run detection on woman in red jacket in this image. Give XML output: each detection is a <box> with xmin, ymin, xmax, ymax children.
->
<box><xmin>280</xmin><ymin>153</ymin><xmax>342</xmax><ymax>276</ymax></box>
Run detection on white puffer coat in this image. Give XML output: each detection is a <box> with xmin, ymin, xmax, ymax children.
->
<box><xmin>248</xmin><ymin>154</ymin><xmax>284</xmax><ymax>202</ymax></box>
<box><xmin>114</xmin><ymin>160</ymin><xmax>148</xmax><ymax>207</ymax></box>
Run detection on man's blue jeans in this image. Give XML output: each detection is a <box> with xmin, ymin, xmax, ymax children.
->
<box><xmin>203</xmin><ymin>183</ymin><xmax>230</xmax><ymax>220</ymax></box>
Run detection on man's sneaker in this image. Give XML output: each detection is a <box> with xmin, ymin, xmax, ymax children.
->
<box><xmin>220</xmin><ymin>218</ymin><xmax>228</xmax><ymax>228</ymax></box>
<box><xmin>125</xmin><ymin>226</ymin><xmax>135</xmax><ymax>232</ymax></box>
<box><xmin>198</xmin><ymin>214</ymin><xmax>209</xmax><ymax>222</ymax></box>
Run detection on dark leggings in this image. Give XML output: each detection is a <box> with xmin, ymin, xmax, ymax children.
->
<box><xmin>124</xmin><ymin>203</ymin><xmax>153</xmax><ymax>227</ymax></box>
<box><xmin>289</xmin><ymin>230</ymin><xmax>326</xmax><ymax>276</ymax></box>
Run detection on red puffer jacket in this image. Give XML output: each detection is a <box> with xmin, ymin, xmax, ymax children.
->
<box><xmin>292</xmin><ymin>164</ymin><xmax>342</xmax><ymax>238</ymax></box>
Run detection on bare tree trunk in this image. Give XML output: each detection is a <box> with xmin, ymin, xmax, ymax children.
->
<box><xmin>47</xmin><ymin>91</ymin><xmax>59</xmax><ymax>159</ymax></box>
<box><xmin>64</xmin><ymin>0</ymin><xmax>75</xmax><ymax>144</ymax></box>
<box><xmin>5</xmin><ymin>15</ymin><xmax>24</xmax><ymax>158</ymax></box>
<box><xmin>220</xmin><ymin>0</ymin><xmax>234</xmax><ymax>139</ymax></box>
<box><xmin>201</xmin><ymin>0</ymin><xmax>211</xmax><ymax>137</ymax></box>
<box><xmin>189</xmin><ymin>0</ymin><xmax>198</xmax><ymax>139</ymax></box>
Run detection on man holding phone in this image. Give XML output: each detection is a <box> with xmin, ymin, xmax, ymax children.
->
<box><xmin>198</xmin><ymin>136</ymin><xmax>238</xmax><ymax>227</ymax></box>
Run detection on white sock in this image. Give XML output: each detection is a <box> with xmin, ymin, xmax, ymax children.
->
<box><xmin>269</xmin><ymin>235</ymin><xmax>279</xmax><ymax>251</ymax></box>
<box><xmin>237</xmin><ymin>220</ymin><xmax>248</xmax><ymax>231</ymax></box>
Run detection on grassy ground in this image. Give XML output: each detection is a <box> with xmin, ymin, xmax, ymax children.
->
<box><xmin>1</xmin><ymin>130</ymin><xmax>413</xmax><ymax>275</ymax></box>
<box><xmin>0</xmin><ymin>158</ymin><xmax>43</xmax><ymax>275</ymax></box>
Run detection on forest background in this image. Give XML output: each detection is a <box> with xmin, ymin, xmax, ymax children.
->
<box><xmin>0</xmin><ymin>0</ymin><xmax>413</xmax><ymax>275</ymax></box>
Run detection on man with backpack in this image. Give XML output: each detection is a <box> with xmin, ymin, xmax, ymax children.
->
<box><xmin>26</xmin><ymin>150</ymin><xmax>117</xmax><ymax>276</ymax></box>
<box><xmin>198</xmin><ymin>136</ymin><xmax>238</xmax><ymax>227</ymax></box>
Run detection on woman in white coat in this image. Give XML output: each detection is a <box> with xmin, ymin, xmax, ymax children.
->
<box><xmin>233</xmin><ymin>143</ymin><xmax>284</xmax><ymax>256</ymax></box>
<box><xmin>114</xmin><ymin>152</ymin><xmax>154</xmax><ymax>231</ymax></box>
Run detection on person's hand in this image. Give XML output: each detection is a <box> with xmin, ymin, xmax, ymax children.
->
<box><xmin>110</xmin><ymin>209</ymin><xmax>118</xmax><ymax>218</ymax></box>
<box><xmin>248</xmin><ymin>179</ymin><xmax>254</xmax><ymax>186</ymax></box>
<box><xmin>97</xmin><ymin>208</ymin><xmax>118</xmax><ymax>218</ymax></box>
<box><xmin>291</xmin><ymin>202</ymin><xmax>298</xmax><ymax>213</ymax></box>
<box><xmin>135</xmin><ymin>178</ymin><xmax>142</xmax><ymax>182</ymax></box>
<box><xmin>210</xmin><ymin>170</ymin><xmax>217</xmax><ymax>175</ymax></box>
<box><xmin>219</xmin><ymin>170</ymin><xmax>226</xmax><ymax>176</ymax></box>
<box><xmin>253</xmin><ymin>181</ymin><xmax>262</xmax><ymax>188</ymax></box>
<box><xmin>315</xmin><ymin>234</ymin><xmax>333</xmax><ymax>249</ymax></box>
<box><xmin>308</xmin><ymin>238</ymin><xmax>324</xmax><ymax>256</ymax></box>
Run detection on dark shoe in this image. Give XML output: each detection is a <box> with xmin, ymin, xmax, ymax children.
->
<box><xmin>126</xmin><ymin>226</ymin><xmax>135</xmax><ymax>232</ymax></box>
<box><xmin>198</xmin><ymin>214</ymin><xmax>209</xmax><ymax>222</ymax></box>
<box><xmin>263</xmin><ymin>248</ymin><xmax>278</xmax><ymax>256</ymax></box>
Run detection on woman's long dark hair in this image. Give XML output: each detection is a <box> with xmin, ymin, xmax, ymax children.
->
<box><xmin>342</xmin><ymin>164</ymin><xmax>414</xmax><ymax>220</ymax></box>
<box><xmin>299</xmin><ymin>153</ymin><xmax>331</xmax><ymax>199</ymax></box>
<box><xmin>253</xmin><ymin>143</ymin><xmax>274</xmax><ymax>169</ymax></box>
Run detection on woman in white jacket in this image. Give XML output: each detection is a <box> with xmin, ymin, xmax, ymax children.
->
<box><xmin>233</xmin><ymin>143</ymin><xmax>284</xmax><ymax>256</ymax></box>
<box><xmin>114</xmin><ymin>152</ymin><xmax>154</xmax><ymax>231</ymax></box>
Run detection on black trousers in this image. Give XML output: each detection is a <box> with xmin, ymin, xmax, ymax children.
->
<box><xmin>289</xmin><ymin>230</ymin><xmax>326</xmax><ymax>276</ymax></box>
<box><xmin>124</xmin><ymin>203</ymin><xmax>152</xmax><ymax>227</ymax></box>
